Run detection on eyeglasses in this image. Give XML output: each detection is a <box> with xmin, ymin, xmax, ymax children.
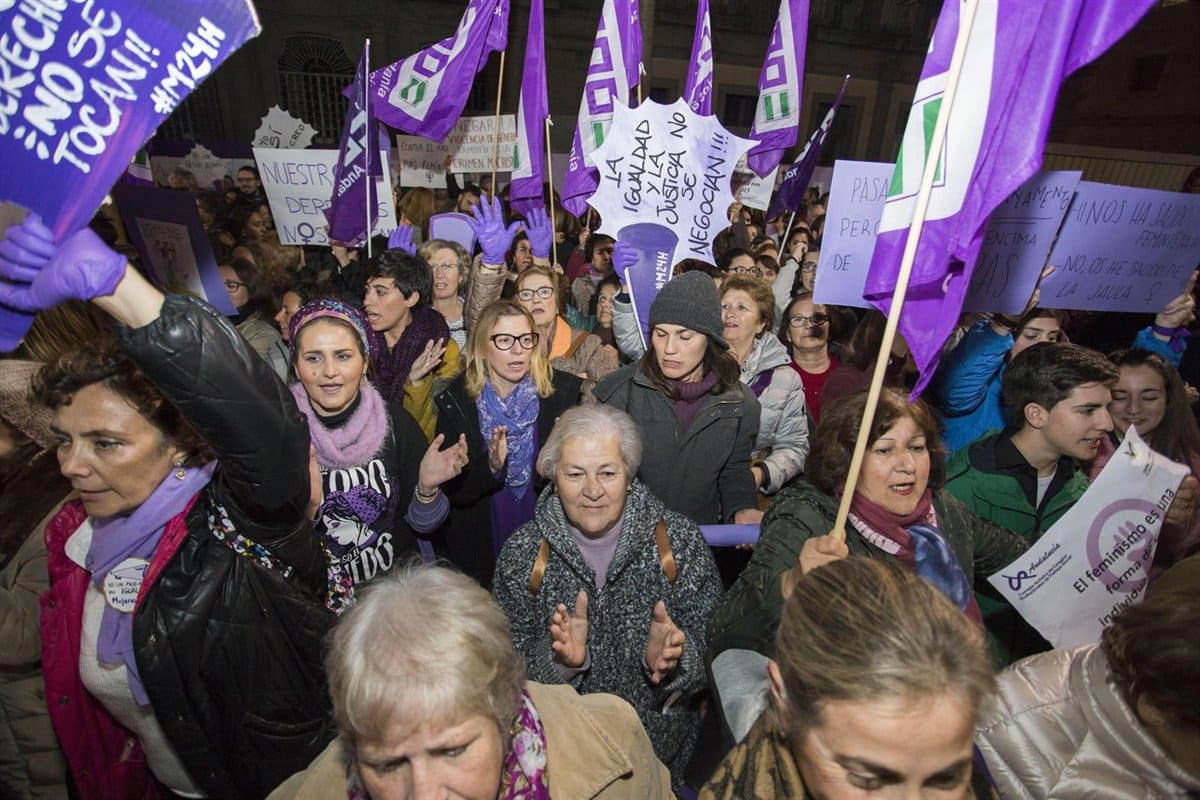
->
<box><xmin>728</xmin><ymin>266</ymin><xmax>763</xmax><ymax>277</ymax></box>
<box><xmin>789</xmin><ymin>313</ymin><xmax>829</xmax><ymax>328</ymax></box>
<box><xmin>800</xmin><ymin>262</ymin><xmax>818</xmax><ymax>273</ymax></box>
<box><xmin>516</xmin><ymin>286</ymin><xmax>555</xmax><ymax>301</ymax></box>
<box><xmin>223</xmin><ymin>280</ymin><xmax>246</xmax><ymax>292</ymax></box>
<box><xmin>430</xmin><ymin>262</ymin><xmax>458</xmax><ymax>273</ymax></box>
<box><xmin>489</xmin><ymin>332</ymin><xmax>540</xmax><ymax>351</ymax></box>
<box><xmin>721</xmin><ymin>302</ymin><xmax>756</xmax><ymax>316</ymax></box>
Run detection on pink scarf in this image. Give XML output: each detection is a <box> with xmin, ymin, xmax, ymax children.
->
<box><xmin>290</xmin><ymin>381</ymin><xmax>388</xmax><ymax>470</ymax></box>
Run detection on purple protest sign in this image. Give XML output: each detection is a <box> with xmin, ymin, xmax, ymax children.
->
<box><xmin>508</xmin><ymin>0</ymin><xmax>548</xmax><ymax>215</ymax></box>
<box><xmin>812</xmin><ymin>160</ymin><xmax>891</xmax><ymax>309</ymax></box>
<box><xmin>962</xmin><ymin>170</ymin><xmax>1081</xmax><ymax>314</ymax></box>
<box><xmin>0</xmin><ymin>2</ymin><xmax>261</xmax><ymax>243</ymax></box>
<box><xmin>682</xmin><ymin>0</ymin><xmax>713</xmax><ymax>116</ymax></box>
<box><xmin>747</xmin><ymin>0</ymin><xmax>810</xmax><ymax>177</ymax></box>
<box><xmin>1041</xmin><ymin>182</ymin><xmax>1200</xmax><ymax>312</ymax></box>
<box><xmin>112</xmin><ymin>184</ymin><xmax>234</xmax><ymax>315</ymax></box>
<box><xmin>429</xmin><ymin>212</ymin><xmax>477</xmax><ymax>253</ymax></box>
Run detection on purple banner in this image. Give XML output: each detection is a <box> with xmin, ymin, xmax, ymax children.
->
<box><xmin>1040</xmin><ymin>182</ymin><xmax>1200</xmax><ymax>312</ymax></box>
<box><xmin>509</xmin><ymin>0</ymin><xmax>548</xmax><ymax>215</ymax></box>
<box><xmin>326</xmin><ymin>42</ymin><xmax>382</xmax><ymax>246</ymax></box>
<box><xmin>862</xmin><ymin>0</ymin><xmax>1156</xmax><ymax>397</ymax></box>
<box><xmin>113</xmin><ymin>184</ymin><xmax>234</xmax><ymax>315</ymax></box>
<box><xmin>747</xmin><ymin>0</ymin><xmax>810</xmax><ymax>177</ymax></box>
<box><xmin>682</xmin><ymin>0</ymin><xmax>713</xmax><ymax>116</ymax></box>
<box><xmin>768</xmin><ymin>74</ymin><xmax>848</xmax><ymax>219</ymax></box>
<box><xmin>561</xmin><ymin>0</ymin><xmax>643</xmax><ymax>216</ymax></box>
<box><xmin>364</xmin><ymin>0</ymin><xmax>508</xmax><ymax>142</ymax></box>
<box><xmin>0</xmin><ymin>1</ymin><xmax>261</xmax><ymax>243</ymax></box>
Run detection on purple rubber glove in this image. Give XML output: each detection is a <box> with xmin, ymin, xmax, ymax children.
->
<box><xmin>611</xmin><ymin>240</ymin><xmax>639</xmax><ymax>281</ymax></box>
<box><xmin>466</xmin><ymin>196</ymin><xmax>521</xmax><ymax>265</ymax></box>
<box><xmin>0</xmin><ymin>213</ymin><xmax>56</xmax><ymax>284</ymax></box>
<box><xmin>0</xmin><ymin>306</ymin><xmax>36</xmax><ymax>353</ymax></box>
<box><xmin>0</xmin><ymin>226</ymin><xmax>126</xmax><ymax>312</ymax></box>
<box><xmin>524</xmin><ymin>206</ymin><xmax>553</xmax><ymax>260</ymax></box>
<box><xmin>387</xmin><ymin>224</ymin><xmax>416</xmax><ymax>256</ymax></box>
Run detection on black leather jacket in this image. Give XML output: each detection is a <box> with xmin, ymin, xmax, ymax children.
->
<box><xmin>122</xmin><ymin>296</ymin><xmax>335</xmax><ymax>798</ymax></box>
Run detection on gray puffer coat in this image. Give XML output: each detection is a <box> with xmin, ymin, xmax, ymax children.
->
<box><xmin>738</xmin><ymin>333</ymin><xmax>809</xmax><ymax>493</ymax></box>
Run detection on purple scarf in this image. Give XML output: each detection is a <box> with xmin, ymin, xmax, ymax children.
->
<box><xmin>668</xmin><ymin>370</ymin><xmax>719</xmax><ymax>433</ymax></box>
<box><xmin>87</xmin><ymin>462</ymin><xmax>216</xmax><ymax>705</ymax></box>
<box><xmin>291</xmin><ymin>381</ymin><xmax>389</xmax><ymax>470</ymax></box>
<box><xmin>372</xmin><ymin>306</ymin><xmax>450</xmax><ymax>405</ymax></box>
<box><xmin>477</xmin><ymin>375</ymin><xmax>540</xmax><ymax>499</ymax></box>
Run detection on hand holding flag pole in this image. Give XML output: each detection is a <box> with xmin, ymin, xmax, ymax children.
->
<box><xmin>829</xmin><ymin>0</ymin><xmax>981</xmax><ymax>541</ymax></box>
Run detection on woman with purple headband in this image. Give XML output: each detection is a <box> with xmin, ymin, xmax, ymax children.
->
<box><xmin>289</xmin><ymin>299</ymin><xmax>468</xmax><ymax>590</ymax></box>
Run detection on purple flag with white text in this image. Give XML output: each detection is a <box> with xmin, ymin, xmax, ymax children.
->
<box><xmin>363</xmin><ymin>0</ymin><xmax>509</xmax><ymax>142</ymax></box>
<box><xmin>561</xmin><ymin>0</ymin><xmax>643</xmax><ymax>217</ymax></box>
<box><xmin>683</xmin><ymin>0</ymin><xmax>714</xmax><ymax>115</ymax></box>
<box><xmin>326</xmin><ymin>43</ymin><xmax>382</xmax><ymax>247</ymax></box>
<box><xmin>509</xmin><ymin>0</ymin><xmax>548</xmax><ymax>215</ymax></box>
<box><xmin>768</xmin><ymin>74</ymin><xmax>848</xmax><ymax>219</ymax></box>
<box><xmin>862</xmin><ymin>0</ymin><xmax>1156</xmax><ymax>397</ymax></box>
<box><xmin>747</xmin><ymin>0</ymin><xmax>810</xmax><ymax>177</ymax></box>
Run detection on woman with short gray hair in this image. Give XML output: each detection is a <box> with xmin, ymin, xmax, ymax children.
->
<box><xmin>493</xmin><ymin>405</ymin><xmax>724</xmax><ymax>791</ymax></box>
<box><xmin>269</xmin><ymin>562</ymin><xmax>673</xmax><ymax>799</ymax></box>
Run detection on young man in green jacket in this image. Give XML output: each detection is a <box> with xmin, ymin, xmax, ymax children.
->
<box><xmin>944</xmin><ymin>342</ymin><xmax>1118</xmax><ymax>664</ymax></box>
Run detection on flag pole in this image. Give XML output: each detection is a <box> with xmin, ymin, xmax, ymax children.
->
<box><xmin>830</xmin><ymin>0</ymin><xmax>981</xmax><ymax>540</ymax></box>
<box><xmin>491</xmin><ymin>49</ymin><xmax>507</xmax><ymax>195</ymax></box>
<box><xmin>544</xmin><ymin>116</ymin><xmax>558</xmax><ymax>266</ymax></box>
<box><xmin>780</xmin><ymin>210</ymin><xmax>797</xmax><ymax>251</ymax></box>
<box><xmin>364</xmin><ymin>38</ymin><xmax>374</xmax><ymax>260</ymax></box>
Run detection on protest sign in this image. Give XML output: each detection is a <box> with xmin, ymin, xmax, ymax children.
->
<box><xmin>397</xmin><ymin>136</ymin><xmax>450</xmax><ymax>188</ymax></box>
<box><xmin>0</xmin><ymin>1</ymin><xmax>261</xmax><ymax>241</ymax></box>
<box><xmin>254</xmin><ymin>106</ymin><xmax>319</xmax><ymax>150</ymax></box>
<box><xmin>588</xmin><ymin>98</ymin><xmax>756</xmax><ymax>342</ymax></box>
<box><xmin>813</xmin><ymin>160</ymin><xmax>890</xmax><ymax>308</ymax></box>
<box><xmin>445</xmin><ymin>115</ymin><xmax>517</xmax><ymax>172</ymax></box>
<box><xmin>988</xmin><ymin>427</ymin><xmax>1189</xmax><ymax>649</ymax></box>
<box><xmin>254</xmin><ymin>148</ymin><xmax>396</xmax><ymax>246</ymax></box>
<box><xmin>734</xmin><ymin>154</ymin><xmax>778</xmax><ymax>212</ymax></box>
<box><xmin>429</xmin><ymin>212</ymin><xmax>477</xmax><ymax>253</ymax></box>
<box><xmin>1041</xmin><ymin>182</ymin><xmax>1200</xmax><ymax>312</ymax></box>
<box><xmin>113</xmin><ymin>185</ymin><xmax>234</xmax><ymax>314</ymax></box>
<box><xmin>962</xmin><ymin>170</ymin><xmax>1082</xmax><ymax>314</ymax></box>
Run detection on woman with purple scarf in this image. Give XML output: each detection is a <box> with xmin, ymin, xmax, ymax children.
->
<box><xmin>288</xmin><ymin>299</ymin><xmax>466</xmax><ymax>591</ymax></box>
<box><xmin>0</xmin><ymin>215</ymin><xmax>338</xmax><ymax>798</ymax></box>
<box><xmin>433</xmin><ymin>301</ymin><xmax>581</xmax><ymax>588</ymax></box>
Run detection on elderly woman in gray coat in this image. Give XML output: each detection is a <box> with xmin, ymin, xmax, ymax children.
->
<box><xmin>493</xmin><ymin>405</ymin><xmax>724</xmax><ymax>792</ymax></box>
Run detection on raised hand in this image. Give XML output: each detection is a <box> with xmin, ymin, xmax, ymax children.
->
<box><xmin>467</xmin><ymin>196</ymin><xmax>522</xmax><ymax>266</ymax></box>
<box><xmin>644</xmin><ymin>601</ymin><xmax>685</xmax><ymax>685</ymax></box>
<box><xmin>611</xmin><ymin>241</ymin><xmax>638</xmax><ymax>280</ymax></box>
<box><xmin>0</xmin><ymin>221</ymin><xmax>127</xmax><ymax>313</ymax></box>
<box><xmin>418</xmin><ymin>433</ymin><xmax>468</xmax><ymax>490</ymax></box>
<box><xmin>387</xmin><ymin>223</ymin><xmax>416</xmax><ymax>256</ymax></box>
<box><xmin>408</xmin><ymin>337</ymin><xmax>448</xmax><ymax>383</ymax></box>
<box><xmin>1155</xmin><ymin>269</ymin><xmax>1198</xmax><ymax>329</ymax></box>
<box><xmin>525</xmin><ymin>206</ymin><xmax>554</xmax><ymax>260</ymax></box>
<box><xmin>487</xmin><ymin>425</ymin><xmax>509</xmax><ymax>474</ymax></box>
<box><xmin>549</xmin><ymin>589</ymin><xmax>589</xmax><ymax>668</ymax></box>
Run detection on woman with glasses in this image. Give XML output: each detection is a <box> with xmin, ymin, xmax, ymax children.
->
<box><xmin>778</xmin><ymin>293</ymin><xmax>839</xmax><ymax>425</ymax></box>
<box><xmin>721</xmin><ymin>276</ymin><xmax>810</xmax><ymax>497</ymax></box>
<box><xmin>433</xmin><ymin>301</ymin><xmax>582</xmax><ymax>586</ymax></box>
<box><xmin>516</xmin><ymin>265</ymin><xmax>618</xmax><ymax>399</ymax></box>
<box><xmin>218</xmin><ymin>256</ymin><xmax>289</xmax><ymax>380</ymax></box>
<box><xmin>418</xmin><ymin>238</ymin><xmax>470</xmax><ymax>350</ymax></box>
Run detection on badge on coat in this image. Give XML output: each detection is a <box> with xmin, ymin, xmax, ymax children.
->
<box><xmin>103</xmin><ymin>558</ymin><xmax>150</xmax><ymax>613</ymax></box>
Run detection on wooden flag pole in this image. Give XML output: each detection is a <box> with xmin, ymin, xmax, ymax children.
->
<box><xmin>490</xmin><ymin>50</ymin><xmax>508</xmax><ymax>195</ymax></box>
<box><xmin>364</xmin><ymin>38</ymin><xmax>373</xmax><ymax>260</ymax></box>
<box><xmin>780</xmin><ymin>210</ymin><xmax>798</xmax><ymax>253</ymax></box>
<box><xmin>830</xmin><ymin>0</ymin><xmax>981</xmax><ymax>539</ymax></box>
<box><xmin>544</xmin><ymin>116</ymin><xmax>558</xmax><ymax>267</ymax></box>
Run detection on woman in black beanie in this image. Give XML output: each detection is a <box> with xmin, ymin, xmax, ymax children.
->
<box><xmin>594</xmin><ymin>271</ymin><xmax>763</xmax><ymax>527</ymax></box>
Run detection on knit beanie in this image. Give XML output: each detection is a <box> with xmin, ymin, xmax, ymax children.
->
<box><xmin>288</xmin><ymin>299</ymin><xmax>378</xmax><ymax>361</ymax></box>
<box><xmin>648</xmin><ymin>271</ymin><xmax>729</xmax><ymax>350</ymax></box>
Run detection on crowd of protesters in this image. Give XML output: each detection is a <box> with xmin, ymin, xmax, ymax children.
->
<box><xmin>0</xmin><ymin>166</ymin><xmax>1198</xmax><ymax>800</ymax></box>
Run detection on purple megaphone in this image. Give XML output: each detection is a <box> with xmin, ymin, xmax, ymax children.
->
<box><xmin>617</xmin><ymin>222</ymin><xmax>679</xmax><ymax>348</ymax></box>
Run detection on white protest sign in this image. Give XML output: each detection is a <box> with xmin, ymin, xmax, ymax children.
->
<box><xmin>445</xmin><ymin>115</ymin><xmax>517</xmax><ymax>172</ymax></box>
<box><xmin>254</xmin><ymin>148</ymin><xmax>397</xmax><ymax>246</ymax></box>
<box><xmin>180</xmin><ymin>144</ymin><xmax>232</xmax><ymax>191</ymax></box>
<box><xmin>813</xmin><ymin>160</ymin><xmax>890</xmax><ymax>308</ymax></box>
<box><xmin>988</xmin><ymin>427</ymin><xmax>1189</xmax><ymax>649</ymax></box>
<box><xmin>734</xmin><ymin>154</ymin><xmax>778</xmax><ymax>212</ymax></box>
<box><xmin>254</xmin><ymin>105</ymin><xmax>319</xmax><ymax>150</ymax></box>
<box><xmin>397</xmin><ymin>135</ymin><xmax>450</xmax><ymax>188</ymax></box>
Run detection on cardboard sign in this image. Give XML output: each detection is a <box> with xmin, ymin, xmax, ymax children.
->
<box><xmin>254</xmin><ymin>105</ymin><xmax>319</xmax><ymax>150</ymax></box>
<box><xmin>113</xmin><ymin>185</ymin><xmax>234</xmax><ymax>314</ymax></box>
<box><xmin>1041</xmin><ymin>182</ymin><xmax>1200</xmax><ymax>312</ymax></box>
<box><xmin>988</xmin><ymin>427</ymin><xmax>1189</xmax><ymax>649</ymax></box>
<box><xmin>0</xmin><ymin>1</ymin><xmax>261</xmax><ymax>241</ymax></box>
<box><xmin>397</xmin><ymin>136</ymin><xmax>449</xmax><ymax>188</ymax></box>
<box><xmin>445</xmin><ymin>115</ymin><xmax>517</xmax><ymax>172</ymax></box>
<box><xmin>813</xmin><ymin>160</ymin><xmax>890</xmax><ymax>308</ymax></box>
<box><xmin>254</xmin><ymin>148</ymin><xmax>397</xmax><ymax>246</ymax></box>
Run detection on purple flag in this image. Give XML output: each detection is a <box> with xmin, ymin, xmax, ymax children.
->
<box><xmin>326</xmin><ymin>42</ymin><xmax>382</xmax><ymax>247</ymax></box>
<box><xmin>363</xmin><ymin>0</ymin><xmax>509</xmax><ymax>142</ymax></box>
<box><xmin>509</xmin><ymin>0</ymin><xmax>548</xmax><ymax>215</ymax></box>
<box><xmin>747</xmin><ymin>0</ymin><xmax>810</xmax><ymax>177</ymax></box>
<box><xmin>0</xmin><ymin>2</ymin><xmax>261</xmax><ymax>243</ymax></box>
<box><xmin>683</xmin><ymin>0</ymin><xmax>714</xmax><ymax>115</ymax></box>
<box><xmin>768</xmin><ymin>74</ymin><xmax>848</xmax><ymax>219</ymax></box>
<box><xmin>561</xmin><ymin>0</ymin><xmax>643</xmax><ymax>217</ymax></box>
<box><xmin>862</xmin><ymin>0</ymin><xmax>1156</xmax><ymax>397</ymax></box>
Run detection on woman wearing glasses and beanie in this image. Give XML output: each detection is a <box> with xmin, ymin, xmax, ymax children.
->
<box><xmin>433</xmin><ymin>301</ymin><xmax>582</xmax><ymax>586</ymax></box>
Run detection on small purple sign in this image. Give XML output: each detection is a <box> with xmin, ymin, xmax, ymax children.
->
<box><xmin>1041</xmin><ymin>181</ymin><xmax>1200</xmax><ymax>312</ymax></box>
